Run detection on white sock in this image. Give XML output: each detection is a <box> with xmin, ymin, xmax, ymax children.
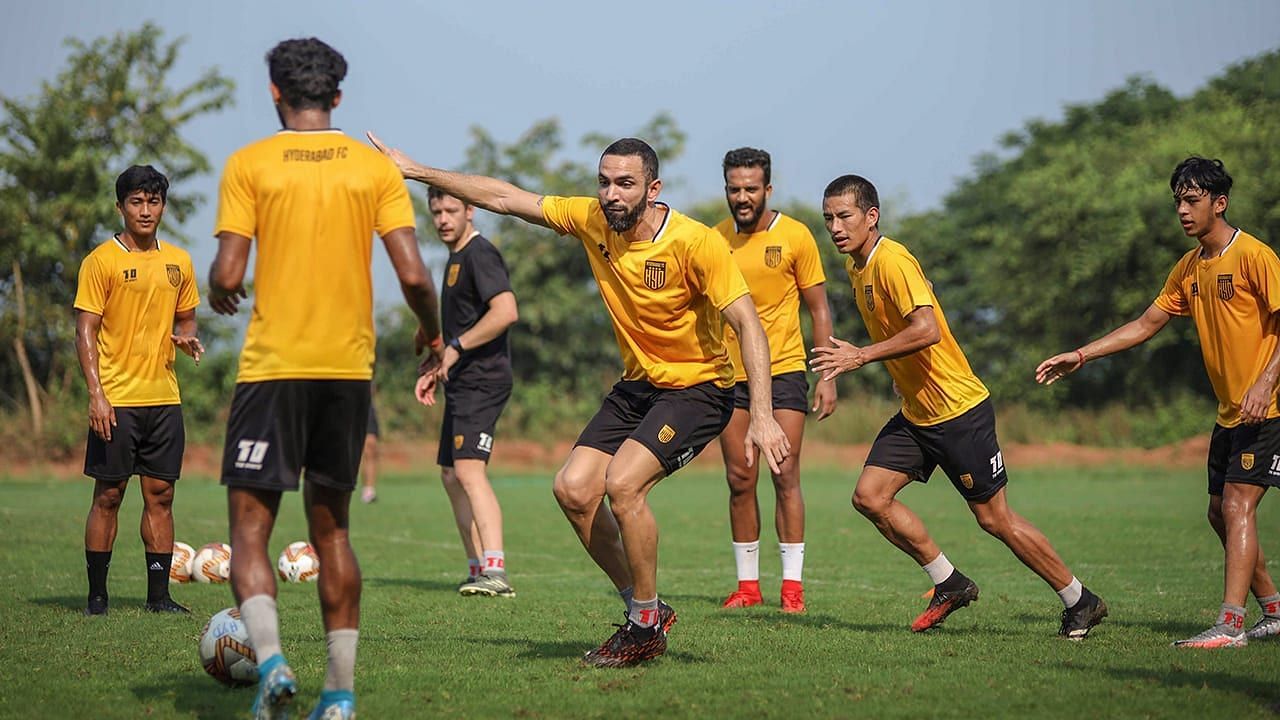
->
<box><xmin>921</xmin><ymin>553</ymin><xmax>955</xmax><ymax>586</ymax></box>
<box><xmin>733</xmin><ymin>541</ymin><xmax>760</xmax><ymax>582</ymax></box>
<box><xmin>619</xmin><ymin>586</ymin><xmax>634</xmax><ymax>612</ymax></box>
<box><xmin>629</xmin><ymin>596</ymin><xmax>660</xmax><ymax>628</ymax></box>
<box><xmin>482</xmin><ymin>550</ymin><xmax>505</xmax><ymax>575</ymax></box>
<box><xmin>239</xmin><ymin>594</ymin><xmax>283</xmax><ymax>661</ymax></box>
<box><xmin>1056</xmin><ymin>577</ymin><xmax>1083</xmax><ymax>608</ymax></box>
<box><xmin>323</xmin><ymin>629</ymin><xmax>359</xmax><ymax>692</ymax></box>
<box><xmin>779</xmin><ymin>543</ymin><xmax>805</xmax><ymax>582</ymax></box>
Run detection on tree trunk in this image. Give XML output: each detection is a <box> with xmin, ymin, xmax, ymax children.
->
<box><xmin>11</xmin><ymin>261</ymin><xmax>43</xmax><ymax>434</ymax></box>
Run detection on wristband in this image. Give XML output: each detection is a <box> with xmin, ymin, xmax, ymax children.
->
<box><xmin>1074</xmin><ymin>349</ymin><xmax>1086</xmax><ymax>367</ymax></box>
<box><xmin>449</xmin><ymin>337</ymin><xmax>465</xmax><ymax>353</ymax></box>
<box><xmin>429</xmin><ymin>335</ymin><xmax>444</xmax><ymax>350</ymax></box>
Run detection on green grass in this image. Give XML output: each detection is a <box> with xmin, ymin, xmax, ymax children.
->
<box><xmin>1</xmin><ymin>464</ymin><xmax>1277</xmax><ymax>719</ymax></box>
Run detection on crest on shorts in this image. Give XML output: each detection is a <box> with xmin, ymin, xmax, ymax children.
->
<box><xmin>764</xmin><ymin>245</ymin><xmax>782</xmax><ymax>268</ymax></box>
<box><xmin>863</xmin><ymin>285</ymin><xmax>875</xmax><ymax>311</ymax></box>
<box><xmin>644</xmin><ymin>260</ymin><xmax>667</xmax><ymax>290</ymax></box>
<box><xmin>657</xmin><ymin>424</ymin><xmax>676</xmax><ymax>444</ymax></box>
<box><xmin>1218</xmin><ymin>273</ymin><xmax>1235</xmax><ymax>301</ymax></box>
<box><xmin>454</xmin><ymin>434</ymin><xmax>464</xmax><ymax>450</ymax></box>
<box><xmin>166</xmin><ymin>264</ymin><xmax>181</xmax><ymax>288</ymax></box>
<box><xmin>447</xmin><ymin>264</ymin><xmax>461</xmax><ymax>287</ymax></box>
<box><xmin>959</xmin><ymin>473</ymin><xmax>974</xmax><ymax>489</ymax></box>
<box><xmin>1242</xmin><ymin>453</ymin><xmax>1255</xmax><ymax>471</ymax></box>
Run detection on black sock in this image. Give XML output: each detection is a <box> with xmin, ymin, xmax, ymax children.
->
<box><xmin>937</xmin><ymin>569</ymin><xmax>970</xmax><ymax>592</ymax></box>
<box><xmin>86</xmin><ymin>550</ymin><xmax>111</xmax><ymax>601</ymax></box>
<box><xmin>145</xmin><ymin>551</ymin><xmax>172</xmax><ymax>603</ymax></box>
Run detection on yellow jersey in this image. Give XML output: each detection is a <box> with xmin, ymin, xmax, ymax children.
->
<box><xmin>214</xmin><ymin>130</ymin><xmax>416</xmax><ymax>382</ymax></box>
<box><xmin>847</xmin><ymin>237</ymin><xmax>989</xmax><ymax>425</ymax></box>
<box><xmin>73</xmin><ymin>236</ymin><xmax>200</xmax><ymax>406</ymax></box>
<box><xmin>714</xmin><ymin>212</ymin><xmax>826</xmax><ymax>381</ymax></box>
<box><xmin>540</xmin><ymin>196</ymin><xmax>749</xmax><ymax>388</ymax></box>
<box><xmin>1153</xmin><ymin>229</ymin><xmax>1280</xmax><ymax>427</ymax></box>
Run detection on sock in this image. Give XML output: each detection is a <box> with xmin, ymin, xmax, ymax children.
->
<box><xmin>1056</xmin><ymin>577</ymin><xmax>1083</xmax><ymax>609</ymax></box>
<box><xmin>323</xmin><ymin>629</ymin><xmax>359</xmax><ymax>692</ymax></box>
<box><xmin>1217</xmin><ymin>603</ymin><xmax>1247</xmax><ymax>631</ymax></box>
<box><xmin>779</xmin><ymin>543</ymin><xmax>805</xmax><ymax>582</ymax></box>
<box><xmin>733</xmin><ymin>540</ymin><xmax>760</xmax><ymax>582</ymax></box>
<box><xmin>619</xmin><ymin>586</ymin><xmax>634</xmax><ymax>612</ymax></box>
<box><xmin>467</xmin><ymin>558</ymin><xmax>482</xmax><ymax>579</ymax></box>
<box><xmin>318</xmin><ymin>690</ymin><xmax>355</xmax><ymax>709</ymax></box>
<box><xmin>629</xmin><ymin>596</ymin><xmax>660</xmax><ymax>628</ymax></box>
<box><xmin>1257</xmin><ymin>593</ymin><xmax>1280</xmax><ymax>617</ymax></box>
<box><xmin>145</xmin><ymin>551</ymin><xmax>172</xmax><ymax>603</ymax></box>
<box><xmin>482</xmin><ymin>550</ymin><xmax>505</xmax><ymax>575</ymax></box>
<box><xmin>86</xmin><ymin>550</ymin><xmax>111</xmax><ymax>601</ymax></box>
<box><xmin>239</xmin><ymin>594</ymin><xmax>283</xmax><ymax>661</ymax></box>
<box><xmin>921</xmin><ymin>553</ymin><xmax>955</xmax><ymax>586</ymax></box>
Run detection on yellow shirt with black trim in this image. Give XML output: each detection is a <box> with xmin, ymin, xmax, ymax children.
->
<box><xmin>714</xmin><ymin>212</ymin><xmax>826</xmax><ymax>382</ymax></box>
<box><xmin>1153</xmin><ymin>230</ymin><xmax>1280</xmax><ymax>427</ymax></box>
<box><xmin>540</xmin><ymin>196</ymin><xmax>749</xmax><ymax>388</ymax></box>
<box><xmin>846</xmin><ymin>237</ymin><xmax>989</xmax><ymax>426</ymax></box>
<box><xmin>73</xmin><ymin>237</ymin><xmax>200</xmax><ymax>406</ymax></box>
<box><xmin>214</xmin><ymin>130</ymin><xmax>416</xmax><ymax>382</ymax></box>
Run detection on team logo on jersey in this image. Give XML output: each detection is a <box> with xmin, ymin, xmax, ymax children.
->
<box><xmin>644</xmin><ymin>260</ymin><xmax>667</xmax><ymax>290</ymax></box>
<box><xmin>1190</xmin><ymin>281</ymin><xmax>1199</xmax><ymax>297</ymax></box>
<box><xmin>1218</xmin><ymin>274</ymin><xmax>1235</xmax><ymax>301</ymax></box>
<box><xmin>764</xmin><ymin>246</ymin><xmax>782</xmax><ymax>268</ymax></box>
<box><xmin>1241</xmin><ymin>453</ymin><xmax>1254</xmax><ymax>471</ymax></box>
<box><xmin>165</xmin><ymin>264</ymin><xmax>181</xmax><ymax>287</ymax></box>
<box><xmin>959</xmin><ymin>473</ymin><xmax>974</xmax><ymax>489</ymax></box>
<box><xmin>454</xmin><ymin>435</ymin><xmax>465</xmax><ymax>450</ymax></box>
<box><xmin>447</xmin><ymin>264</ymin><xmax>461</xmax><ymax>287</ymax></box>
<box><xmin>863</xmin><ymin>285</ymin><xmax>875</xmax><ymax>311</ymax></box>
<box><xmin>657</xmin><ymin>424</ymin><xmax>676</xmax><ymax>444</ymax></box>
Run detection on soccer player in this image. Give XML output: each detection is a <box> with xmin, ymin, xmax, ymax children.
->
<box><xmin>1036</xmin><ymin>157</ymin><xmax>1280</xmax><ymax>648</ymax></box>
<box><xmin>414</xmin><ymin>186</ymin><xmax>519</xmax><ymax>597</ymax></box>
<box><xmin>713</xmin><ymin>148</ymin><xmax>836</xmax><ymax>613</ymax></box>
<box><xmin>360</xmin><ymin>401</ymin><xmax>379</xmax><ymax>504</ymax></box>
<box><xmin>368</xmin><ymin>131</ymin><xmax>790</xmax><ymax>667</ymax></box>
<box><xmin>209</xmin><ymin>39</ymin><xmax>442</xmax><ymax>719</ymax></box>
<box><xmin>74</xmin><ymin>164</ymin><xmax>203</xmax><ymax>616</ymax></box>
<box><xmin>812</xmin><ymin>174</ymin><xmax>1107</xmax><ymax>639</ymax></box>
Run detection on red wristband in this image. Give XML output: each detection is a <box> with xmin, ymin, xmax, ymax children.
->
<box><xmin>429</xmin><ymin>335</ymin><xmax>444</xmax><ymax>350</ymax></box>
<box><xmin>1075</xmin><ymin>349</ymin><xmax>1086</xmax><ymax>367</ymax></box>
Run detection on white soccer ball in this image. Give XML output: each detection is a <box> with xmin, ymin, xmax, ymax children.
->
<box><xmin>170</xmin><ymin>541</ymin><xmax>196</xmax><ymax>583</ymax></box>
<box><xmin>199</xmin><ymin>607</ymin><xmax>258</xmax><ymax>686</ymax></box>
<box><xmin>192</xmin><ymin>542</ymin><xmax>232</xmax><ymax>584</ymax></box>
<box><xmin>277</xmin><ymin>541</ymin><xmax>320</xmax><ymax>583</ymax></box>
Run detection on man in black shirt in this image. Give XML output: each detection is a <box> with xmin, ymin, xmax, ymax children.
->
<box><xmin>416</xmin><ymin>186</ymin><xmax>519</xmax><ymax>597</ymax></box>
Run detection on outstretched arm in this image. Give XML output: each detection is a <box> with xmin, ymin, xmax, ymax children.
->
<box><xmin>209</xmin><ymin>232</ymin><xmax>251</xmax><ymax>315</ymax></box>
<box><xmin>1035</xmin><ymin>304</ymin><xmax>1172</xmax><ymax>386</ymax></box>
<box><xmin>367</xmin><ymin>132</ymin><xmax>549</xmax><ymax>228</ymax></box>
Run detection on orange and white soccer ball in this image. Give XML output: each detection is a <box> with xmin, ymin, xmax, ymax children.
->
<box><xmin>170</xmin><ymin>541</ymin><xmax>196</xmax><ymax>583</ymax></box>
<box><xmin>192</xmin><ymin>542</ymin><xmax>232</xmax><ymax>584</ymax></box>
<box><xmin>277</xmin><ymin>541</ymin><xmax>320</xmax><ymax>583</ymax></box>
<box><xmin>199</xmin><ymin>607</ymin><xmax>258</xmax><ymax>686</ymax></box>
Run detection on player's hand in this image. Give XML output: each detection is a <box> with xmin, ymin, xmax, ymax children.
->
<box><xmin>88</xmin><ymin>393</ymin><xmax>116</xmax><ymax>442</ymax></box>
<box><xmin>812</xmin><ymin>377</ymin><xmax>837</xmax><ymax>421</ymax></box>
<box><xmin>417</xmin><ymin>349</ymin><xmax>442</xmax><ymax>380</ymax></box>
<box><xmin>809</xmin><ymin>336</ymin><xmax>868</xmax><ymax>381</ymax></box>
<box><xmin>438</xmin><ymin>345</ymin><xmax>460</xmax><ymax>384</ymax></box>
<box><xmin>745</xmin><ymin>414</ymin><xmax>791</xmax><ymax>474</ymax></box>
<box><xmin>210</xmin><ymin>286</ymin><xmax>247</xmax><ymax>315</ymax></box>
<box><xmin>415</xmin><ymin>370</ymin><xmax>438</xmax><ymax>407</ymax></box>
<box><xmin>1034</xmin><ymin>352</ymin><xmax>1085</xmax><ymax>386</ymax></box>
<box><xmin>171</xmin><ymin>334</ymin><xmax>205</xmax><ymax>364</ymax></box>
<box><xmin>1240</xmin><ymin>376</ymin><xmax>1276</xmax><ymax>424</ymax></box>
<box><xmin>414</xmin><ymin>325</ymin><xmax>444</xmax><ymax>357</ymax></box>
<box><xmin>366</xmin><ymin>132</ymin><xmax>417</xmax><ymax>178</ymax></box>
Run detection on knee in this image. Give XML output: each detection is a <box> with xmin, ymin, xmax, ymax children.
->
<box><xmin>1206</xmin><ymin>501</ymin><xmax>1224</xmax><ymax>528</ymax></box>
<box><xmin>972</xmin><ymin>507</ymin><xmax>1009</xmax><ymax>538</ymax></box>
<box><xmin>92</xmin><ymin>486</ymin><xmax>125</xmax><ymax>513</ymax></box>
<box><xmin>440</xmin><ymin>468</ymin><xmax>460</xmax><ymax>491</ymax></box>
<box><xmin>851</xmin><ymin>487</ymin><xmax>885</xmax><ymax>518</ymax></box>
<box><xmin>553</xmin><ymin>467</ymin><xmax>599</xmax><ymax>516</ymax></box>
<box><xmin>145</xmin><ymin>488</ymin><xmax>175</xmax><ymax>512</ymax></box>
<box><xmin>1220</xmin><ymin>493</ymin><xmax>1251</xmax><ymax>522</ymax></box>
<box><xmin>725</xmin><ymin>467</ymin><xmax>756</xmax><ymax>498</ymax></box>
<box><xmin>603</xmin><ymin>472</ymin><xmax>644</xmax><ymax>517</ymax></box>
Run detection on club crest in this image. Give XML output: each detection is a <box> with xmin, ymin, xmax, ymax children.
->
<box><xmin>863</xmin><ymin>285</ymin><xmax>875</xmax><ymax>311</ymax></box>
<box><xmin>960</xmin><ymin>473</ymin><xmax>974</xmax><ymax>489</ymax></box>
<box><xmin>454</xmin><ymin>435</ymin><xmax>465</xmax><ymax>450</ymax></box>
<box><xmin>657</xmin><ymin>424</ymin><xmax>676</xmax><ymax>444</ymax></box>
<box><xmin>764</xmin><ymin>245</ymin><xmax>782</xmax><ymax>268</ymax></box>
<box><xmin>1241</xmin><ymin>453</ymin><xmax>1254</xmax><ymax>471</ymax></box>
<box><xmin>166</xmin><ymin>264</ymin><xmax>181</xmax><ymax>288</ymax></box>
<box><xmin>1218</xmin><ymin>273</ymin><xmax>1234</xmax><ymax>301</ymax></box>
<box><xmin>644</xmin><ymin>260</ymin><xmax>667</xmax><ymax>290</ymax></box>
<box><xmin>447</xmin><ymin>263</ymin><xmax>461</xmax><ymax>287</ymax></box>
<box><xmin>1190</xmin><ymin>281</ymin><xmax>1198</xmax><ymax>298</ymax></box>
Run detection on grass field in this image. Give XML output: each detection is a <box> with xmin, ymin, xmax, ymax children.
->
<box><xmin>2</xmin><ymin>463</ymin><xmax>1278</xmax><ymax>719</ymax></box>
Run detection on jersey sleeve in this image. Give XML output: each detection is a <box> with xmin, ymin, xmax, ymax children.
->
<box><xmin>473</xmin><ymin>242</ymin><xmax>514</xmax><ymax>304</ymax></box>
<box><xmin>177</xmin><ymin>253</ymin><xmax>201</xmax><ymax>312</ymax></box>
<box><xmin>375</xmin><ymin>159</ymin><xmax>416</xmax><ymax>236</ymax></box>
<box><xmin>880</xmin><ymin>252</ymin><xmax>935</xmax><ymax>317</ymax></box>
<box><xmin>687</xmin><ymin>229</ymin><xmax>750</xmax><ymax>311</ymax></box>
<box><xmin>1152</xmin><ymin>261</ymin><xmax>1190</xmax><ymax>316</ymax></box>
<box><xmin>792</xmin><ymin>226</ymin><xmax>827</xmax><ymax>289</ymax></box>
<box><xmin>539</xmin><ymin>196</ymin><xmax>594</xmax><ymax>237</ymax></box>
<box><xmin>213</xmin><ymin>151</ymin><xmax>256</xmax><ymax>238</ymax></box>
<box><xmin>1246</xmin><ymin>244</ymin><xmax>1280</xmax><ymax>315</ymax></box>
<box><xmin>73</xmin><ymin>252</ymin><xmax>110</xmax><ymax>315</ymax></box>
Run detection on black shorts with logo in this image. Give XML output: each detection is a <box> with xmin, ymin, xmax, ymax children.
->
<box><xmin>1207</xmin><ymin>417</ymin><xmax>1280</xmax><ymax>495</ymax></box>
<box><xmin>437</xmin><ymin>379</ymin><xmax>513</xmax><ymax>467</ymax></box>
<box><xmin>84</xmin><ymin>405</ymin><xmax>185</xmax><ymax>482</ymax></box>
<box><xmin>576</xmin><ymin>380</ymin><xmax>734</xmax><ymax>476</ymax></box>
<box><xmin>731</xmin><ymin>371</ymin><xmax>810</xmax><ymax>414</ymax></box>
<box><xmin>221</xmin><ymin>380</ymin><xmax>371</xmax><ymax>492</ymax></box>
<box><xmin>864</xmin><ymin>398</ymin><xmax>1007</xmax><ymax>502</ymax></box>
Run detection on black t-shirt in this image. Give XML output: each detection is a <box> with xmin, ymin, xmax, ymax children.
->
<box><xmin>442</xmin><ymin>234</ymin><xmax>513</xmax><ymax>383</ymax></box>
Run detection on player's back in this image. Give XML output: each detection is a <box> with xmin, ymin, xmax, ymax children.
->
<box><xmin>215</xmin><ymin>131</ymin><xmax>416</xmax><ymax>383</ymax></box>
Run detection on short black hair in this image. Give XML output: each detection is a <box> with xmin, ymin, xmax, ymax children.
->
<box><xmin>723</xmin><ymin>147</ymin><xmax>771</xmax><ymax>185</ymax></box>
<box><xmin>823</xmin><ymin>174</ymin><xmax>879</xmax><ymax>212</ymax></box>
<box><xmin>115</xmin><ymin>165</ymin><xmax>169</xmax><ymax>204</ymax></box>
<box><xmin>601</xmin><ymin>138</ymin><xmax>659</xmax><ymax>184</ymax></box>
<box><xmin>1170</xmin><ymin>156</ymin><xmax>1232</xmax><ymax>199</ymax></box>
<box><xmin>266</xmin><ymin>38</ymin><xmax>348</xmax><ymax>111</ymax></box>
<box><xmin>426</xmin><ymin>185</ymin><xmax>469</xmax><ymax>208</ymax></box>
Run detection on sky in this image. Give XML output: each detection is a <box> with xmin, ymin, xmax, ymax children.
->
<box><xmin>3</xmin><ymin>0</ymin><xmax>1278</xmax><ymax>303</ymax></box>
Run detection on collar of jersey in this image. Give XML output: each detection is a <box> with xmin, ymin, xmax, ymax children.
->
<box><xmin>1198</xmin><ymin>227</ymin><xmax>1240</xmax><ymax>261</ymax></box>
<box><xmin>275</xmin><ymin>129</ymin><xmax>345</xmax><ymax>135</ymax></box>
<box><xmin>625</xmin><ymin>202</ymin><xmax>672</xmax><ymax>245</ymax></box>
<box><xmin>113</xmin><ymin>234</ymin><xmax>161</xmax><ymax>252</ymax></box>
<box><xmin>734</xmin><ymin>210</ymin><xmax>781</xmax><ymax>236</ymax></box>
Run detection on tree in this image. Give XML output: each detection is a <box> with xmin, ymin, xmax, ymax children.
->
<box><xmin>0</xmin><ymin>24</ymin><xmax>234</xmax><ymax>436</ymax></box>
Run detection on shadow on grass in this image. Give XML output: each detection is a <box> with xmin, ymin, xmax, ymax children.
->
<box><xmin>695</xmin><ymin>609</ymin><xmax>902</xmax><ymax>634</ymax></box>
<box><xmin>131</xmin><ymin>673</ymin><xmax>255</xmax><ymax>720</ymax></box>
<box><xmin>30</xmin><ymin>594</ymin><xmax>146</xmax><ymax>613</ymax></box>
<box><xmin>1059</xmin><ymin>663</ymin><xmax>1280</xmax><ymax>713</ymax></box>
<box><xmin>364</xmin><ymin>576</ymin><xmax>462</xmax><ymax>593</ymax></box>
<box><xmin>468</xmin><ymin>634</ymin><xmax>717</xmax><ymax>667</ymax></box>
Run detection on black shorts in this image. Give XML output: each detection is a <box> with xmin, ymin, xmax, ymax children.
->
<box><xmin>437</xmin><ymin>379</ymin><xmax>512</xmax><ymax>467</ymax></box>
<box><xmin>84</xmin><ymin>405</ymin><xmax>184</xmax><ymax>482</ymax></box>
<box><xmin>865</xmin><ymin>398</ymin><xmax>1007</xmax><ymax>502</ymax></box>
<box><xmin>221</xmin><ymin>380</ymin><xmax>371</xmax><ymax>492</ymax></box>
<box><xmin>576</xmin><ymin>380</ymin><xmax>734</xmax><ymax>476</ymax></box>
<box><xmin>1207</xmin><ymin>418</ymin><xmax>1280</xmax><ymax>495</ymax></box>
<box><xmin>731</xmin><ymin>371</ymin><xmax>810</xmax><ymax>414</ymax></box>
<box><xmin>366</xmin><ymin>403</ymin><xmax>380</xmax><ymax>438</ymax></box>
